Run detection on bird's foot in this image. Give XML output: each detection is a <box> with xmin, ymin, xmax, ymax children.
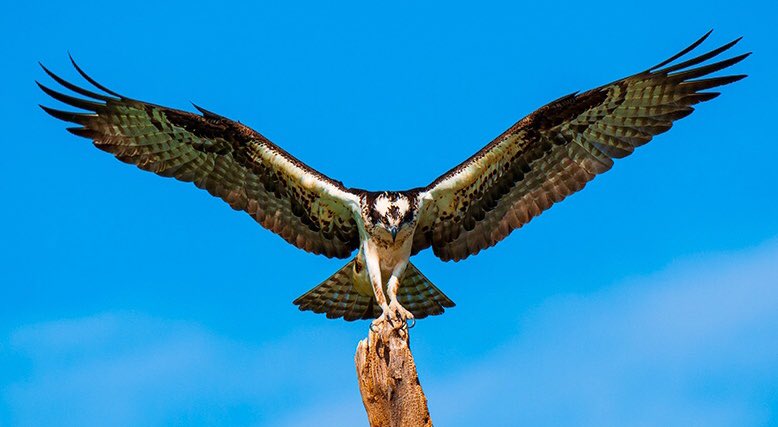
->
<box><xmin>370</xmin><ymin>311</ymin><xmax>390</xmax><ymax>333</ymax></box>
<box><xmin>370</xmin><ymin>301</ymin><xmax>415</xmax><ymax>332</ymax></box>
<box><xmin>388</xmin><ymin>300</ymin><xmax>415</xmax><ymax>330</ymax></box>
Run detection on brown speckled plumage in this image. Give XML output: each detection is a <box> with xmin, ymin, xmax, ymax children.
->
<box><xmin>39</xmin><ymin>58</ymin><xmax>360</xmax><ymax>259</ymax></box>
<box><xmin>40</xmin><ymin>32</ymin><xmax>747</xmax><ymax>321</ymax></box>
<box><xmin>293</xmin><ymin>260</ymin><xmax>454</xmax><ymax>320</ymax></box>
<box><xmin>414</xmin><ymin>32</ymin><xmax>749</xmax><ymax>261</ymax></box>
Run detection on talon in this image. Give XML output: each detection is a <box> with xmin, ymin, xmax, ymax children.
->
<box><xmin>371</xmin><ymin>311</ymin><xmax>390</xmax><ymax>333</ymax></box>
<box><xmin>406</xmin><ymin>317</ymin><xmax>416</xmax><ymax>329</ymax></box>
<box><xmin>387</xmin><ymin>300</ymin><xmax>415</xmax><ymax>330</ymax></box>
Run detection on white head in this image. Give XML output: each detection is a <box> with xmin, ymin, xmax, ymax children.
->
<box><xmin>365</xmin><ymin>192</ymin><xmax>417</xmax><ymax>242</ymax></box>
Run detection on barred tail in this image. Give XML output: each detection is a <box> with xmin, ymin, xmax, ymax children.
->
<box><xmin>293</xmin><ymin>259</ymin><xmax>455</xmax><ymax>321</ymax></box>
<box><xmin>293</xmin><ymin>259</ymin><xmax>378</xmax><ymax>321</ymax></box>
<box><xmin>397</xmin><ymin>263</ymin><xmax>456</xmax><ymax>319</ymax></box>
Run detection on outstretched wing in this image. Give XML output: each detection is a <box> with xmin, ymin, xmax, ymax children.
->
<box><xmin>39</xmin><ymin>58</ymin><xmax>361</xmax><ymax>258</ymax></box>
<box><xmin>416</xmin><ymin>32</ymin><xmax>749</xmax><ymax>261</ymax></box>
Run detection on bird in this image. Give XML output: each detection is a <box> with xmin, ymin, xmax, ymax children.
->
<box><xmin>39</xmin><ymin>31</ymin><xmax>748</xmax><ymax>328</ymax></box>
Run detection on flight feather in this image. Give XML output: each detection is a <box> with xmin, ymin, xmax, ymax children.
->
<box><xmin>39</xmin><ymin>59</ymin><xmax>361</xmax><ymax>258</ymax></box>
<box><xmin>416</xmin><ymin>32</ymin><xmax>749</xmax><ymax>261</ymax></box>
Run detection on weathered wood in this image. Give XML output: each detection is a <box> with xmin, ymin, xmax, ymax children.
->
<box><xmin>355</xmin><ymin>321</ymin><xmax>432</xmax><ymax>427</ymax></box>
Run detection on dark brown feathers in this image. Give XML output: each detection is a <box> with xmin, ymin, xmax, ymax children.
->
<box><xmin>39</xmin><ymin>33</ymin><xmax>749</xmax><ymax>267</ymax></box>
<box><xmin>417</xmin><ymin>32</ymin><xmax>748</xmax><ymax>261</ymax></box>
<box><xmin>39</xmin><ymin>59</ymin><xmax>361</xmax><ymax>258</ymax></box>
<box><xmin>293</xmin><ymin>260</ymin><xmax>454</xmax><ymax>320</ymax></box>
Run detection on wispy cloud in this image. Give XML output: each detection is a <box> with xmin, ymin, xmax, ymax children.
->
<box><xmin>4</xmin><ymin>240</ymin><xmax>778</xmax><ymax>427</ymax></box>
<box><xmin>424</xmin><ymin>240</ymin><xmax>778</xmax><ymax>427</ymax></box>
<box><xmin>4</xmin><ymin>314</ymin><xmax>363</xmax><ymax>426</ymax></box>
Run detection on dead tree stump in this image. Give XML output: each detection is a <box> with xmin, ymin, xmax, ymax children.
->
<box><xmin>355</xmin><ymin>321</ymin><xmax>433</xmax><ymax>427</ymax></box>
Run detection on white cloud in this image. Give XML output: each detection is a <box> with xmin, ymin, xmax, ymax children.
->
<box><xmin>4</xmin><ymin>313</ymin><xmax>363</xmax><ymax>427</ymax></box>
<box><xmin>5</xmin><ymin>240</ymin><xmax>778</xmax><ymax>427</ymax></box>
<box><xmin>424</xmin><ymin>239</ymin><xmax>778</xmax><ymax>427</ymax></box>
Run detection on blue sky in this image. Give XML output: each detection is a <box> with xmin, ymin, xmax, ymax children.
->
<box><xmin>1</xmin><ymin>1</ymin><xmax>776</xmax><ymax>425</ymax></box>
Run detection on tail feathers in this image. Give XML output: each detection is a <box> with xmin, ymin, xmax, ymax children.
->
<box><xmin>398</xmin><ymin>263</ymin><xmax>456</xmax><ymax>319</ymax></box>
<box><xmin>293</xmin><ymin>259</ymin><xmax>455</xmax><ymax>321</ymax></box>
<box><xmin>293</xmin><ymin>259</ymin><xmax>379</xmax><ymax>321</ymax></box>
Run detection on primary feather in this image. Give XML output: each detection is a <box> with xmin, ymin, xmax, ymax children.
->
<box><xmin>40</xmin><ymin>32</ymin><xmax>747</xmax><ymax>322</ymax></box>
<box><xmin>415</xmin><ymin>31</ymin><xmax>749</xmax><ymax>261</ymax></box>
<box><xmin>39</xmin><ymin>58</ymin><xmax>361</xmax><ymax>259</ymax></box>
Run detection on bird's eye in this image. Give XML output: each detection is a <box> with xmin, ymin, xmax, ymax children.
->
<box><xmin>402</xmin><ymin>209</ymin><xmax>414</xmax><ymax>224</ymax></box>
<box><xmin>369</xmin><ymin>211</ymin><xmax>381</xmax><ymax>225</ymax></box>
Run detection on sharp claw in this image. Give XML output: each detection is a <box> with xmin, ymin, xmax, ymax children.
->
<box><xmin>372</xmin><ymin>302</ymin><xmax>415</xmax><ymax>332</ymax></box>
<box><xmin>371</xmin><ymin>310</ymin><xmax>390</xmax><ymax>333</ymax></box>
<box><xmin>406</xmin><ymin>317</ymin><xmax>416</xmax><ymax>329</ymax></box>
<box><xmin>386</xmin><ymin>300</ymin><xmax>415</xmax><ymax>330</ymax></box>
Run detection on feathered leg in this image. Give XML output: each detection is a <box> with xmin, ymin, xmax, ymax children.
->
<box><xmin>386</xmin><ymin>260</ymin><xmax>414</xmax><ymax>328</ymax></box>
<box><xmin>364</xmin><ymin>245</ymin><xmax>391</xmax><ymax>328</ymax></box>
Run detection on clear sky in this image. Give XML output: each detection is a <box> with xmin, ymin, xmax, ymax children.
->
<box><xmin>1</xmin><ymin>1</ymin><xmax>777</xmax><ymax>426</ymax></box>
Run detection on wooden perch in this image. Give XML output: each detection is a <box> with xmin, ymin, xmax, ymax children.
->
<box><xmin>355</xmin><ymin>321</ymin><xmax>433</xmax><ymax>427</ymax></box>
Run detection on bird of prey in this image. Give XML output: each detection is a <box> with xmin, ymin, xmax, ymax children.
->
<box><xmin>39</xmin><ymin>31</ymin><xmax>748</xmax><ymax>328</ymax></box>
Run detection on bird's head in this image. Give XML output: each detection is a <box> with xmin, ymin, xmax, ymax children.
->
<box><xmin>366</xmin><ymin>192</ymin><xmax>417</xmax><ymax>242</ymax></box>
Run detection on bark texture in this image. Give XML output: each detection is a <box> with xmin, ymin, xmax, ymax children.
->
<box><xmin>355</xmin><ymin>322</ymin><xmax>432</xmax><ymax>427</ymax></box>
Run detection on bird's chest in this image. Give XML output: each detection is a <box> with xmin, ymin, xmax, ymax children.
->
<box><xmin>360</xmin><ymin>229</ymin><xmax>414</xmax><ymax>275</ymax></box>
<box><xmin>377</xmin><ymin>239</ymin><xmax>411</xmax><ymax>273</ymax></box>
<box><xmin>352</xmin><ymin>236</ymin><xmax>414</xmax><ymax>297</ymax></box>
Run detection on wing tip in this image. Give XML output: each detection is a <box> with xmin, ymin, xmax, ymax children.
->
<box><xmin>68</xmin><ymin>53</ymin><xmax>126</xmax><ymax>99</ymax></box>
<box><xmin>647</xmin><ymin>30</ymin><xmax>750</xmax><ymax>76</ymax></box>
<box><xmin>39</xmin><ymin>104</ymin><xmax>89</xmax><ymax>124</ymax></box>
<box><xmin>648</xmin><ymin>29</ymin><xmax>714</xmax><ymax>71</ymax></box>
<box><xmin>191</xmin><ymin>102</ymin><xmax>227</xmax><ymax>120</ymax></box>
<box><xmin>37</xmin><ymin>80</ymin><xmax>103</xmax><ymax>111</ymax></box>
<box><xmin>66</xmin><ymin>126</ymin><xmax>95</xmax><ymax>138</ymax></box>
<box><xmin>38</xmin><ymin>59</ymin><xmax>118</xmax><ymax>103</ymax></box>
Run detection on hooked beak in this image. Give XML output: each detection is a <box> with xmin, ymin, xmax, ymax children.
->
<box><xmin>390</xmin><ymin>226</ymin><xmax>398</xmax><ymax>242</ymax></box>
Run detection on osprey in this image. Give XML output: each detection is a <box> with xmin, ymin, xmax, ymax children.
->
<box><xmin>40</xmin><ymin>32</ymin><xmax>748</xmax><ymax>328</ymax></box>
